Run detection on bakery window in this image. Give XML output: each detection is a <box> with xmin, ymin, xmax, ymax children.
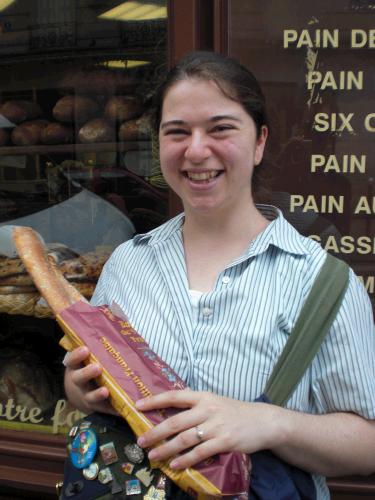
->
<box><xmin>0</xmin><ymin>0</ymin><xmax>168</xmax><ymax>435</ymax></box>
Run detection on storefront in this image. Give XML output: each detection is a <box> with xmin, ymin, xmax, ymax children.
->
<box><xmin>0</xmin><ymin>1</ymin><xmax>373</xmax><ymax>498</ymax></box>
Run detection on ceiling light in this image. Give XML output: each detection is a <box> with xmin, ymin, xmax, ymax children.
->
<box><xmin>99</xmin><ymin>1</ymin><xmax>167</xmax><ymax>21</ymax></box>
<box><xmin>102</xmin><ymin>60</ymin><xmax>150</xmax><ymax>68</ymax></box>
<box><xmin>0</xmin><ymin>0</ymin><xmax>15</xmax><ymax>13</ymax></box>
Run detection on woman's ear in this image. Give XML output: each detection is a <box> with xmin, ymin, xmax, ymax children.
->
<box><xmin>254</xmin><ymin>125</ymin><xmax>268</xmax><ymax>166</ymax></box>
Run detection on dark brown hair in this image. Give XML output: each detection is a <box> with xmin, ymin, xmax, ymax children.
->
<box><xmin>151</xmin><ymin>51</ymin><xmax>268</xmax><ymax>137</ymax></box>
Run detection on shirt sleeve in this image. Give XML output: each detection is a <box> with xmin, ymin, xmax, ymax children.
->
<box><xmin>311</xmin><ymin>268</ymin><xmax>375</xmax><ymax>419</ymax></box>
<box><xmin>90</xmin><ymin>252</ymin><xmax>115</xmax><ymax>306</ymax></box>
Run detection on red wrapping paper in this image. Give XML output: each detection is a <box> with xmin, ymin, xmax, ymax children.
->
<box><xmin>58</xmin><ymin>300</ymin><xmax>250</xmax><ymax>499</ymax></box>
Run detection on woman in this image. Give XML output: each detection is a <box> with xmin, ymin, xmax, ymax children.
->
<box><xmin>64</xmin><ymin>52</ymin><xmax>375</xmax><ymax>498</ymax></box>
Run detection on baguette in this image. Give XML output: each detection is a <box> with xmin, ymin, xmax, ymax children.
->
<box><xmin>12</xmin><ymin>227</ymin><xmax>79</xmax><ymax>315</ymax></box>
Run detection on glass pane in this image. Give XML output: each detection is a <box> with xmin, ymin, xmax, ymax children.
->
<box><xmin>0</xmin><ymin>0</ymin><xmax>168</xmax><ymax>433</ymax></box>
<box><xmin>228</xmin><ymin>0</ymin><xmax>374</xmax><ymax>310</ymax></box>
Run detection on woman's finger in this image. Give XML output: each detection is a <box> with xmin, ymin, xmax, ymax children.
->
<box><xmin>63</xmin><ymin>346</ymin><xmax>90</xmax><ymax>368</ymax></box>
<box><xmin>169</xmin><ymin>438</ymin><xmax>226</xmax><ymax>470</ymax></box>
<box><xmin>70</xmin><ymin>362</ymin><xmax>103</xmax><ymax>387</ymax></box>
<box><xmin>84</xmin><ymin>387</ymin><xmax>117</xmax><ymax>415</ymax></box>
<box><xmin>147</xmin><ymin>425</ymin><xmax>210</xmax><ymax>462</ymax></box>
<box><xmin>136</xmin><ymin>389</ymin><xmax>200</xmax><ymax>411</ymax></box>
<box><xmin>138</xmin><ymin>407</ymin><xmax>203</xmax><ymax>448</ymax></box>
<box><xmin>85</xmin><ymin>385</ymin><xmax>110</xmax><ymax>404</ymax></box>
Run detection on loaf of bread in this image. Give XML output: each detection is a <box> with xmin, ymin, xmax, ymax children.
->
<box><xmin>118</xmin><ymin>114</ymin><xmax>151</xmax><ymax>141</ymax></box>
<box><xmin>0</xmin><ymin>351</ymin><xmax>58</xmax><ymax>413</ymax></box>
<box><xmin>58</xmin><ymin>251</ymin><xmax>110</xmax><ymax>280</ymax></box>
<box><xmin>0</xmin><ymin>128</ymin><xmax>10</xmax><ymax>146</ymax></box>
<box><xmin>59</xmin><ymin>69</ymin><xmax>137</xmax><ymax>95</ymax></box>
<box><xmin>0</xmin><ymin>273</ymin><xmax>34</xmax><ymax>286</ymax></box>
<box><xmin>104</xmin><ymin>96</ymin><xmax>144</xmax><ymax>123</ymax></box>
<box><xmin>0</xmin><ymin>285</ymin><xmax>36</xmax><ymax>294</ymax></box>
<box><xmin>11</xmin><ymin>119</ymin><xmax>49</xmax><ymax>146</ymax></box>
<box><xmin>53</xmin><ymin>95</ymin><xmax>100</xmax><ymax>123</ymax></box>
<box><xmin>0</xmin><ymin>100</ymin><xmax>42</xmax><ymax>124</ymax></box>
<box><xmin>78</xmin><ymin>118</ymin><xmax>115</xmax><ymax>143</ymax></box>
<box><xmin>40</xmin><ymin>122</ymin><xmax>73</xmax><ymax>144</ymax></box>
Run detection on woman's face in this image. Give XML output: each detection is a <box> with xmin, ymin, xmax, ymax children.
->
<box><xmin>159</xmin><ymin>78</ymin><xmax>267</xmax><ymax>216</ymax></box>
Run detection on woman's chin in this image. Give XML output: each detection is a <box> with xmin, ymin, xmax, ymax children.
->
<box><xmin>184</xmin><ymin>198</ymin><xmax>223</xmax><ymax>215</ymax></box>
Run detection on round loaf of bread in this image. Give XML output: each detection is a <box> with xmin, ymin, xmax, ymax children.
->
<box><xmin>0</xmin><ymin>100</ymin><xmax>42</xmax><ymax>124</ymax></box>
<box><xmin>105</xmin><ymin>96</ymin><xmax>144</xmax><ymax>122</ymax></box>
<box><xmin>11</xmin><ymin>120</ymin><xmax>49</xmax><ymax>146</ymax></box>
<box><xmin>40</xmin><ymin>122</ymin><xmax>73</xmax><ymax>145</ymax></box>
<box><xmin>118</xmin><ymin>115</ymin><xmax>150</xmax><ymax>141</ymax></box>
<box><xmin>53</xmin><ymin>95</ymin><xmax>100</xmax><ymax>123</ymax></box>
<box><xmin>78</xmin><ymin>118</ymin><xmax>115</xmax><ymax>143</ymax></box>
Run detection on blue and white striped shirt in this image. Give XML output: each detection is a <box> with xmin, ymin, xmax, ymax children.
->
<box><xmin>92</xmin><ymin>205</ymin><xmax>375</xmax><ymax>499</ymax></box>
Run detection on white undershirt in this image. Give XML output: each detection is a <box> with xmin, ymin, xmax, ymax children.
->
<box><xmin>188</xmin><ymin>289</ymin><xmax>203</xmax><ymax>308</ymax></box>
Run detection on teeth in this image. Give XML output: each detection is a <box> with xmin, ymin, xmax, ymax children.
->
<box><xmin>187</xmin><ymin>171</ymin><xmax>219</xmax><ymax>181</ymax></box>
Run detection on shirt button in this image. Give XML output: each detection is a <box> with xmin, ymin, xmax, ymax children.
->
<box><xmin>202</xmin><ymin>307</ymin><xmax>213</xmax><ymax>317</ymax></box>
<box><xmin>222</xmin><ymin>276</ymin><xmax>230</xmax><ymax>284</ymax></box>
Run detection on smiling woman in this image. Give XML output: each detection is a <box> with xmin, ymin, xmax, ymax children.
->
<box><xmin>64</xmin><ymin>51</ymin><xmax>375</xmax><ymax>500</ymax></box>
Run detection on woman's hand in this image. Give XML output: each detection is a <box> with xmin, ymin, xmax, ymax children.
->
<box><xmin>135</xmin><ymin>390</ymin><xmax>286</xmax><ymax>469</ymax></box>
<box><xmin>63</xmin><ymin>346</ymin><xmax>117</xmax><ymax>415</ymax></box>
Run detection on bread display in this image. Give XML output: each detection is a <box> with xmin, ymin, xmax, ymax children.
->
<box><xmin>0</xmin><ymin>100</ymin><xmax>42</xmax><ymax>124</ymax></box>
<box><xmin>104</xmin><ymin>96</ymin><xmax>144</xmax><ymax>122</ymax></box>
<box><xmin>0</xmin><ymin>243</ymin><xmax>108</xmax><ymax>317</ymax></box>
<box><xmin>11</xmin><ymin>119</ymin><xmax>49</xmax><ymax>146</ymax></box>
<box><xmin>52</xmin><ymin>95</ymin><xmax>99</xmax><ymax>123</ymax></box>
<box><xmin>118</xmin><ymin>114</ymin><xmax>151</xmax><ymax>141</ymax></box>
<box><xmin>78</xmin><ymin>117</ymin><xmax>115</xmax><ymax>143</ymax></box>
<box><xmin>40</xmin><ymin>122</ymin><xmax>73</xmax><ymax>144</ymax></box>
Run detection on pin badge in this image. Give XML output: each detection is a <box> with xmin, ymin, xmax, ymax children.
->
<box><xmin>69</xmin><ymin>426</ymin><xmax>79</xmax><ymax>437</ymax></box>
<box><xmin>111</xmin><ymin>477</ymin><xmax>123</xmax><ymax>494</ymax></box>
<box><xmin>64</xmin><ymin>481</ymin><xmax>84</xmax><ymax>497</ymax></box>
<box><xmin>135</xmin><ymin>467</ymin><xmax>154</xmax><ymax>487</ymax></box>
<box><xmin>121</xmin><ymin>462</ymin><xmax>135</xmax><ymax>474</ymax></box>
<box><xmin>70</xmin><ymin>429</ymin><xmax>97</xmax><ymax>469</ymax></box>
<box><xmin>99</xmin><ymin>441</ymin><xmax>119</xmax><ymax>465</ymax></box>
<box><xmin>79</xmin><ymin>420</ymin><xmax>92</xmax><ymax>430</ymax></box>
<box><xmin>156</xmin><ymin>474</ymin><xmax>167</xmax><ymax>490</ymax></box>
<box><xmin>125</xmin><ymin>479</ymin><xmax>142</xmax><ymax>495</ymax></box>
<box><xmin>124</xmin><ymin>443</ymin><xmax>144</xmax><ymax>463</ymax></box>
<box><xmin>98</xmin><ymin>467</ymin><xmax>113</xmax><ymax>484</ymax></box>
<box><xmin>144</xmin><ymin>485</ymin><xmax>166</xmax><ymax>500</ymax></box>
<box><xmin>82</xmin><ymin>462</ymin><xmax>99</xmax><ymax>480</ymax></box>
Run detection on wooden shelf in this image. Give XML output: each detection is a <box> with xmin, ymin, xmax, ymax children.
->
<box><xmin>0</xmin><ymin>141</ymin><xmax>151</xmax><ymax>156</ymax></box>
<box><xmin>0</xmin><ymin>429</ymin><xmax>65</xmax><ymax>494</ymax></box>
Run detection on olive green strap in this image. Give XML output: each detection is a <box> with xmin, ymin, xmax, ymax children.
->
<box><xmin>265</xmin><ymin>253</ymin><xmax>349</xmax><ymax>407</ymax></box>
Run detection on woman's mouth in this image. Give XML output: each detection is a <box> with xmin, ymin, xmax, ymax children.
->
<box><xmin>184</xmin><ymin>170</ymin><xmax>222</xmax><ymax>182</ymax></box>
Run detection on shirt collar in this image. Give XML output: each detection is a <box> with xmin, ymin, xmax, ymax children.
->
<box><xmin>133</xmin><ymin>204</ymin><xmax>310</xmax><ymax>256</ymax></box>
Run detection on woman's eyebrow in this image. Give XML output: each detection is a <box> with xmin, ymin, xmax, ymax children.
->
<box><xmin>210</xmin><ymin>114</ymin><xmax>242</xmax><ymax>123</ymax></box>
<box><xmin>160</xmin><ymin>115</ymin><xmax>242</xmax><ymax>129</ymax></box>
<box><xmin>160</xmin><ymin>120</ymin><xmax>186</xmax><ymax>130</ymax></box>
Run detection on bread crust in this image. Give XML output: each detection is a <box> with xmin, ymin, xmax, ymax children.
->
<box><xmin>12</xmin><ymin>227</ymin><xmax>82</xmax><ymax>315</ymax></box>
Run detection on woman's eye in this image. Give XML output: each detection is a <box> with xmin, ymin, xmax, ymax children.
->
<box><xmin>164</xmin><ymin>128</ymin><xmax>188</xmax><ymax>136</ymax></box>
<box><xmin>211</xmin><ymin>124</ymin><xmax>235</xmax><ymax>133</ymax></box>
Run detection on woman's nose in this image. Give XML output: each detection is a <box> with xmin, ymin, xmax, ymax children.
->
<box><xmin>184</xmin><ymin>131</ymin><xmax>210</xmax><ymax>163</ymax></box>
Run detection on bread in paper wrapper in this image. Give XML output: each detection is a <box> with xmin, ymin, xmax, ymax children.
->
<box><xmin>12</xmin><ymin>226</ymin><xmax>249</xmax><ymax>499</ymax></box>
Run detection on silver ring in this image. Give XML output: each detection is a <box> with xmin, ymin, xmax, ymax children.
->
<box><xmin>195</xmin><ymin>426</ymin><xmax>204</xmax><ymax>442</ymax></box>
